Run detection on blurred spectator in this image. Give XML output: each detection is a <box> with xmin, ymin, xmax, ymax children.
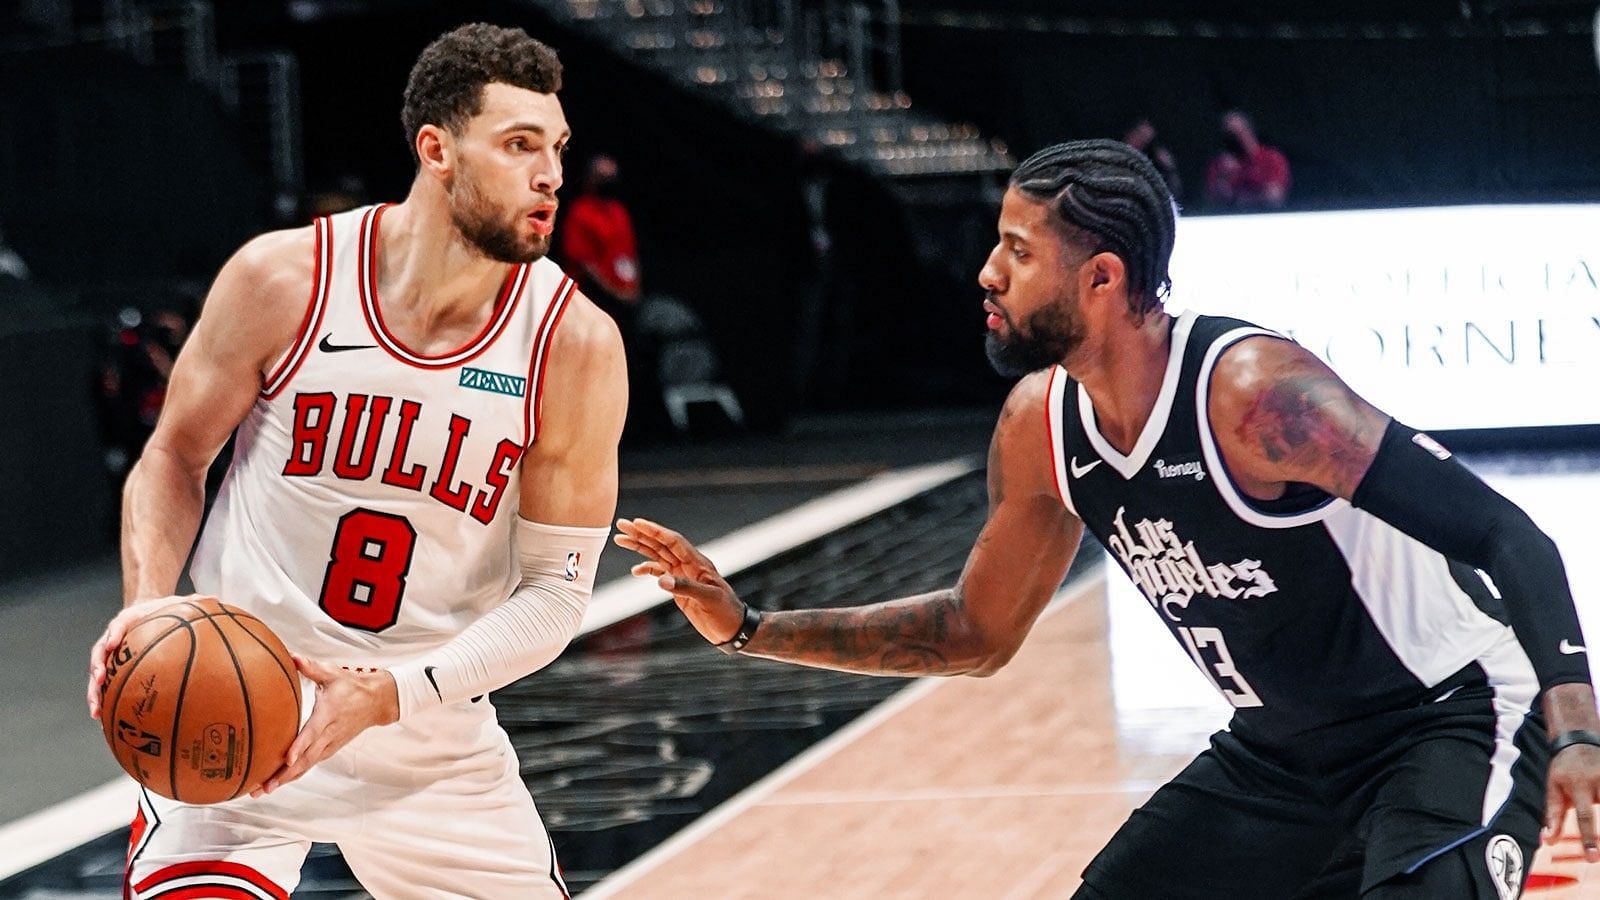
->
<box><xmin>1204</xmin><ymin>110</ymin><xmax>1291</xmax><ymax>210</ymax></box>
<box><xmin>557</xmin><ymin>155</ymin><xmax>663</xmax><ymax>436</ymax></box>
<box><xmin>98</xmin><ymin>306</ymin><xmax>190</xmax><ymax>477</ymax></box>
<box><xmin>1123</xmin><ymin>118</ymin><xmax>1183</xmax><ymax>202</ymax></box>
<box><xmin>0</xmin><ymin>223</ymin><xmax>30</xmax><ymax>282</ymax></box>
<box><xmin>559</xmin><ymin>154</ymin><xmax>642</xmax><ymax>318</ymax></box>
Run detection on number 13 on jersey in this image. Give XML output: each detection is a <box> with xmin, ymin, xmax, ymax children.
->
<box><xmin>1178</xmin><ymin>626</ymin><xmax>1264</xmax><ymax>708</ymax></box>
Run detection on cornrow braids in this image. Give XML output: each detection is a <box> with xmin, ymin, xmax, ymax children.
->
<box><xmin>1010</xmin><ymin>139</ymin><xmax>1177</xmax><ymax>319</ymax></box>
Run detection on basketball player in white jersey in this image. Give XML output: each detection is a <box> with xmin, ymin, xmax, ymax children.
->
<box><xmin>84</xmin><ymin>24</ymin><xmax>621</xmax><ymax>898</ymax></box>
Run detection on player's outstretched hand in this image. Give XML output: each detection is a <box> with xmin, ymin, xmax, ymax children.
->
<box><xmin>87</xmin><ymin>594</ymin><xmax>209</xmax><ymax>719</ymax></box>
<box><xmin>615</xmin><ymin>518</ymin><xmax>743</xmax><ymax>646</ymax></box>
<box><xmin>251</xmin><ymin>655</ymin><xmax>399</xmax><ymax>798</ymax></box>
<box><xmin>1546</xmin><ymin>741</ymin><xmax>1600</xmax><ymax>862</ymax></box>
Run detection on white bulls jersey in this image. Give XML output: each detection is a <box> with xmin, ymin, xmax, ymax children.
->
<box><xmin>191</xmin><ymin>204</ymin><xmax>576</xmax><ymax>666</ymax></box>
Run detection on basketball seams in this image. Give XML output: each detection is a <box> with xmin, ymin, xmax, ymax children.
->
<box><xmin>105</xmin><ymin>616</ymin><xmax>194</xmax><ymax>797</ymax></box>
<box><xmin>166</xmin><ymin>622</ymin><xmax>199</xmax><ymax>803</ymax></box>
<box><xmin>106</xmin><ymin>601</ymin><xmax>300</xmax><ymax>804</ymax></box>
<box><xmin>195</xmin><ymin>612</ymin><xmax>256</xmax><ymax>801</ymax></box>
<box><xmin>213</xmin><ymin>605</ymin><xmax>299</xmax><ymax>703</ymax></box>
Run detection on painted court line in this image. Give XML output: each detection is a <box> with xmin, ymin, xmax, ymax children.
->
<box><xmin>584</xmin><ymin>576</ymin><xmax>1102</xmax><ymax>898</ymax></box>
<box><xmin>0</xmin><ymin>457</ymin><xmax>977</xmax><ymax>883</ymax></box>
<box><xmin>762</xmin><ymin>781</ymin><xmax>1170</xmax><ymax>806</ymax></box>
<box><xmin>0</xmin><ymin>778</ymin><xmax>140</xmax><ymax>880</ymax></box>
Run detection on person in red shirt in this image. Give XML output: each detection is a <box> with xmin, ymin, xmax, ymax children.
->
<box><xmin>1204</xmin><ymin>110</ymin><xmax>1291</xmax><ymax>210</ymax></box>
<box><xmin>559</xmin><ymin>154</ymin><xmax>642</xmax><ymax>314</ymax></box>
<box><xmin>559</xmin><ymin>154</ymin><xmax>668</xmax><ymax>435</ymax></box>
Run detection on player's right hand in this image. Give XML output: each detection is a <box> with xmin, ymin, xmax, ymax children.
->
<box><xmin>86</xmin><ymin>594</ymin><xmax>211</xmax><ymax>719</ymax></box>
<box><xmin>615</xmin><ymin>518</ymin><xmax>743</xmax><ymax>645</ymax></box>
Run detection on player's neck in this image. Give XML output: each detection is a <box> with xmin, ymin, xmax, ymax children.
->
<box><xmin>371</xmin><ymin>197</ymin><xmax>515</xmax><ymax>332</ymax></box>
<box><xmin>1071</xmin><ymin>311</ymin><xmax>1174</xmax><ymax>455</ymax></box>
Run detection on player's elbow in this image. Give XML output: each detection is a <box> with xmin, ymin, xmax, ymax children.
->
<box><xmin>965</xmin><ymin>637</ymin><xmax>1023</xmax><ymax>678</ymax></box>
<box><xmin>133</xmin><ymin>440</ymin><xmax>211</xmax><ymax>487</ymax></box>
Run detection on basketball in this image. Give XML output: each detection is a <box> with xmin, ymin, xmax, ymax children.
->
<box><xmin>99</xmin><ymin>598</ymin><xmax>301</xmax><ymax>804</ymax></box>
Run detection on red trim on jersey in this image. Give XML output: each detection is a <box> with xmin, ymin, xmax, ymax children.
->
<box><xmin>523</xmin><ymin>276</ymin><xmax>574</xmax><ymax>446</ymax></box>
<box><xmin>146</xmin><ymin>887</ymin><xmax>273</xmax><ymax>900</ymax></box>
<box><xmin>549</xmin><ymin>831</ymin><xmax>572</xmax><ymax>898</ymax></box>
<box><xmin>533</xmin><ymin>293</ymin><xmax>574</xmax><ymax>440</ymax></box>
<box><xmin>134</xmin><ymin>861</ymin><xmax>288</xmax><ymax>900</ymax></box>
<box><xmin>262</xmin><ymin>216</ymin><xmax>332</xmax><ymax>400</ymax></box>
<box><xmin>146</xmin><ymin>887</ymin><xmax>267</xmax><ymax>900</ymax></box>
<box><xmin>1044</xmin><ymin>366</ymin><xmax>1068</xmax><ymax>506</ymax></box>
<box><xmin>357</xmin><ymin>203</ymin><xmax>527</xmax><ymax>370</ymax></box>
<box><xmin>122</xmin><ymin>805</ymin><xmax>148</xmax><ymax>900</ymax></box>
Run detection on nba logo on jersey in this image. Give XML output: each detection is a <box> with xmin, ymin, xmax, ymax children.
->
<box><xmin>1413</xmin><ymin>432</ymin><xmax>1452</xmax><ymax>461</ymax></box>
<box><xmin>565</xmin><ymin>552</ymin><xmax>581</xmax><ymax>582</ymax></box>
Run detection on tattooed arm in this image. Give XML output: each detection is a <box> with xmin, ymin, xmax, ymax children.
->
<box><xmin>1210</xmin><ymin>336</ymin><xmax>1600</xmax><ymax>852</ymax></box>
<box><xmin>615</xmin><ymin>370</ymin><xmax>1084</xmax><ymax>677</ymax></box>
<box><xmin>1204</xmin><ymin>336</ymin><xmax>1387</xmax><ymax>502</ymax></box>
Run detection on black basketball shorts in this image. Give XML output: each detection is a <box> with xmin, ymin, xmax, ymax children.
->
<box><xmin>1079</xmin><ymin>678</ymin><xmax>1550</xmax><ymax>899</ymax></box>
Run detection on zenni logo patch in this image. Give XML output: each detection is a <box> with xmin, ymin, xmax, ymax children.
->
<box><xmin>459</xmin><ymin>367</ymin><xmax>526</xmax><ymax>397</ymax></box>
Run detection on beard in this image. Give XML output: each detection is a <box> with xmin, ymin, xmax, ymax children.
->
<box><xmin>448</xmin><ymin>165</ymin><xmax>550</xmax><ymax>264</ymax></box>
<box><xmin>984</xmin><ymin>293</ymin><xmax>1086</xmax><ymax>377</ymax></box>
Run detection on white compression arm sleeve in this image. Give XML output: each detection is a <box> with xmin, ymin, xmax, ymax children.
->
<box><xmin>388</xmin><ymin>517</ymin><xmax>610</xmax><ymax>719</ymax></box>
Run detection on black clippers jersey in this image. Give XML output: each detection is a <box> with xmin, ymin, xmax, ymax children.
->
<box><xmin>1044</xmin><ymin>311</ymin><xmax>1537</xmax><ymax>748</ymax></box>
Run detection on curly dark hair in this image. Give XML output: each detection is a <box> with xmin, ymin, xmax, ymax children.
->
<box><xmin>401</xmin><ymin>23</ymin><xmax>563</xmax><ymax>163</ymax></box>
<box><xmin>1010</xmin><ymin>139</ymin><xmax>1176</xmax><ymax>319</ymax></box>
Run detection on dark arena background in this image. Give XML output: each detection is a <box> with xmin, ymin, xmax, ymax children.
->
<box><xmin>1</xmin><ymin>1</ymin><xmax>1598</xmax><ymax>897</ymax></box>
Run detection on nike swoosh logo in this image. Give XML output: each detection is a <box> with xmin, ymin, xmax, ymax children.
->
<box><xmin>318</xmin><ymin>335</ymin><xmax>377</xmax><ymax>353</ymax></box>
<box><xmin>423</xmin><ymin>665</ymin><xmax>444</xmax><ymax>701</ymax></box>
<box><xmin>1560</xmin><ymin>639</ymin><xmax>1587</xmax><ymax>655</ymax></box>
<box><xmin>1069</xmin><ymin>457</ymin><xmax>1103</xmax><ymax>479</ymax></box>
<box><xmin>1433</xmin><ymin>685</ymin><xmax>1464</xmax><ymax>703</ymax></box>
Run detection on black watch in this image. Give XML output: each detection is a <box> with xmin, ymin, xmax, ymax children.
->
<box><xmin>715</xmin><ymin>604</ymin><xmax>764</xmax><ymax>655</ymax></box>
<box><xmin>1550</xmin><ymin>729</ymin><xmax>1600</xmax><ymax>756</ymax></box>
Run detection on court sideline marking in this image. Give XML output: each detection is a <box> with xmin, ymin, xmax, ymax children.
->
<box><xmin>0</xmin><ymin>456</ymin><xmax>978</xmax><ymax>883</ymax></box>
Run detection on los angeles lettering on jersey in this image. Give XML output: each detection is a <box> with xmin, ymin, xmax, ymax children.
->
<box><xmin>281</xmin><ymin>391</ymin><xmax>521</xmax><ymax>526</ymax></box>
<box><xmin>1106</xmin><ymin>506</ymin><xmax>1278</xmax><ymax>621</ymax></box>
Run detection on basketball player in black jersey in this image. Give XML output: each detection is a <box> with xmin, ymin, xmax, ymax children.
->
<box><xmin>617</xmin><ymin>140</ymin><xmax>1600</xmax><ymax>897</ymax></box>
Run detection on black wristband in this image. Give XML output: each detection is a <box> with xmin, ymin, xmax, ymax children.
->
<box><xmin>715</xmin><ymin>604</ymin><xmax>763</xmax><ymax>655</ymax></box>
<box><xmin>1550</xmin><ymin>729</ymin><xmax>1600</xmax><ymax>756</ymax></box>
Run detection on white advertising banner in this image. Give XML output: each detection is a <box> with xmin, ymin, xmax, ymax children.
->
<box><xmin>1167</xmin><ymin>205</ymin><xmax>1600</xmax><ymax>430</ymax></box>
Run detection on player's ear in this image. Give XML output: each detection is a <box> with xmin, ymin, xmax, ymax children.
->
<box><xmin>1087</xmin><ymin>251</ymin><xmax>1123</xmax><ymax>292</ymax></box>
<box><xmin>415</xmin><ymin>124</ymin><xmax>453</xmax><ymax>179</ymax></box>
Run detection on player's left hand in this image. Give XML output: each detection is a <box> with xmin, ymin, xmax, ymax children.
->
<box><xmin>615</xmin><ymin>517</ymin><xmax>744</xmax><ymax>646</ymax></box>
<box><xmin>1546</xmin><ymin>742</ymin><xmax>1600</xmax><ymax>861</ymax></box>
<box><xmin>250</xmin><ymin>655</ymin><xmax>399</xmax><ymax>798</ymax></box>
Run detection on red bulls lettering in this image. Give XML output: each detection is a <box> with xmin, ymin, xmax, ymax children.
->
<box><xmin>428</xmin><ymin>414</ymin><xmax>473</xmax><ymax>512</ymax></box>
<box><xmin>470</xmin><ymin>439</ymin><xmax>523</xmax><ymax>525</ymax></box>
<box><xmin>381</xmin><ymin>399</ymin><xmax>427</xmax><ymax>490</ymax></box>
<box><xmin>283</xmin><ymin>392</ymin><xmax>337</xmax><ymax>476</ymax></box>
<box><xmin>283</xmin><ymin>393</ymin><xmax>520</xmax><ymax>525</ymax></box>
<box><xmin>331</xmin><ymin>394</ymin><xmax>392</xmax><ymax>480</ymax></box>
